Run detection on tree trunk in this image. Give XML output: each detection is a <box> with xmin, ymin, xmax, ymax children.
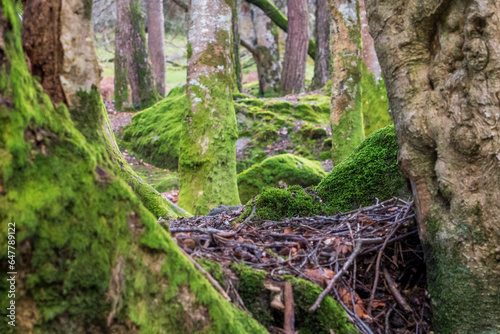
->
<box><xmin>280</xmin><ymin>0</ymin><xmax>308</xmax><ymax>95</ymax></box>
<box><xmin>147</xmin><ymin>0</ymin><xmax>166</xmax><ymax>97</ymax></box>
<box><xmin>365</xmin><ymin>0</ymin><xmax>500</xmax><ymax>332</ymax></box>
<box><xmin>0</xmin><ymin>1</ymin><xmax>265</xmax><ymax>332</ymax></box>
<box><xmin>329</xmin><ymin>0</ymin><xmax>364</xmax><ymax>165</ymax></box>
<box><xmin>179</xmin><ymin>0</ymin><xmax>241</xmax><ymax>215</ymax></box>
<box><xmin>115</xmin><ymin>0</ymin><xmax>158</xmax><ymax>110</ymax></box>
<box><xmin>232</xmin><ymin>0</ymin><xmax>242</xmax><ymax>92</ymax></box>
<box><xmin>311</xmin><ymin>0</ymin><xmax>331</xmax><ymax>90</ymax></box>
<box><xmin>246</xmin><ymin>0</ymin><xmax>316</xmax><ymax>60</ymax></box>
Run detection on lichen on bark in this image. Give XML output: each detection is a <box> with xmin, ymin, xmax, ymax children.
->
<box><xmin>179</xmin><ymin>0</ymin><xmax>241</xmax><ymax>215</ymax></box>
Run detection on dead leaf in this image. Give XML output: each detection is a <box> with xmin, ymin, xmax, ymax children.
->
<box><xmin>283</xmin><ymin>227</ymin><xmax>294</xmax><ymax>234</ymax></box>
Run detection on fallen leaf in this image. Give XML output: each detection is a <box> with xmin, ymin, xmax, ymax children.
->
<box><xmin>283</xmin><ymin>227</ymin><xmax>294</xmax><ymax>234</ymax></box>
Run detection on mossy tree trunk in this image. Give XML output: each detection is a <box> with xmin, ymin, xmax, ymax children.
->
<box><xmin>115</xmin><ymin>0</ymin><xmax>158</xmax><ymax>110</ymax></box>
<box><xmin>280</xmin><ymin>0</ymin><xmax>308</xmax><ymax>95</ymax></box>
<box><xmin>329</xmin><ymin>0</ymin><xmax>364</xmax><ymax>165</ymax></box>
<box><xmin>179</xmin><ymin>0</ymin><xmax>241</xmax><ymax>215</ymax></box>
<box><xmin>365</xmin><ymin>0</ymin><xmax>500</xmax><ymax>332</ymax></box>
<box><xmin>231</xmin><ymin>0</ymin><xmax>242</xmax><ymax>92</ymax></box>
<box><xmin>311</xmin><ymin>0</ymin><xmax>331</xmax><ymax>90</ymax></box>
<box><xmin>147</xmin><ymin>0</ymin><xmax>166</xmax><ymax>97</ymax></box>
<box><xmin>0</xmin><ymin>1</ymin><xmax>265</xmax><ymax>332</ymax></box>
<box><xmin>22</xmin><ymin>0</ymin><xmax>187</xmax><ymax>219</ymax></box>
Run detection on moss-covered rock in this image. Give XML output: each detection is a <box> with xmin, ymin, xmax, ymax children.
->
<box><xmin>122</xmin><ymin>86</ymin><xmax>186</xmax><ymax>170</ymax></box>
<box><xmin>237</xmin><ymin>154</ymin><xmax>327</xmax><ymax>203</ymax></box>
<box><xmin>316</xmin><ymin>126</ymin><xmax>410</xmax><ymax>213</ymax></box>
<box><xmin>239</xmin><ymin>185</ymin><xmax>325</xmax><ymax>221</ymax></box>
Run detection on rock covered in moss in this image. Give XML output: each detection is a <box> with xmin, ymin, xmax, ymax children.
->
<box><xmin>316</xmin><ymin>125</ymin><xmax>409</xmax><ymax>213</ymax></box>
<box><xmin>239</xmin><ymin>185</ymin><xmax>325</xmax><ymax>221</ymax></box>
<box><xmin>237</xmin><ymin>154</ymin><xmax>327</xmax><ymax>203</ymax></box>
<box><xmin>122</xmin><ymin>86</ymin><xmax>186</xmax><ymax>170</ymax></box>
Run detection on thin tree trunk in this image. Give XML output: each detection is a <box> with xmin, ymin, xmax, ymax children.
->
<box><xmin>147</xmin><ymin>0</ymin><xmax>166</xmax><ymax>97</ymax></box>
<box><xmin>115</xmin><ymin>0</ymin><xmax>158</xmax><ymax>110</ymax></box>
<box><xmin>311</xmin><ymin>0</ymin><xmax>331</xmax><ymax>90</ymax></box>
<box><xmin>365</xmin><ymin>0</ymin><xmax>500</xmax><ymax>332</ymax></box>
<box><xmin>280</xmin><ymin>0</ymin><xmax>308</xmax><ymax>95</ymax></box>
<box><xmin>329</xmin><ymin>0</ymin><xmax>364</xmax><ymax>164</ymax></box>
<box><xmin>232</xmin><ymin>0</ymin><xmax>242</xmax><ymax>92</ymax></box>
<box><xmin>179</xmin><ymin>0</ymin><xmax>241</xmax><ymax>215</ymax></box>
<box><xmin>252</xmin><ymin>4</ymin><xmax>281</xmax><ymax>96</ymax></box>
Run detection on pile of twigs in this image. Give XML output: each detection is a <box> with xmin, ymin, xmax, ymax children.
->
<box><xmin>163</xmin><ymin>198</ymin><xmax>431</xmax><ymax>334</ymax></box>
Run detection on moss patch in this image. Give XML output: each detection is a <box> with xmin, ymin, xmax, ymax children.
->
<box><xmin>122</xmin><ymin>86</ymin><xmax>186</xmax><ymax>170</ymax></box>
<box><xmin>316</xmin><ymin>125</ymin><xmax>409</xmax><ymax>213</ymax></box>
<box><xmin>239</xmin><ymin>185</ymin><xmax>325</xmax><ymax>221</ymax></box>
<box><xmin>237</xmin><ymin>154</ymin><xmax>327</xmax><ymax>203</ymax></box>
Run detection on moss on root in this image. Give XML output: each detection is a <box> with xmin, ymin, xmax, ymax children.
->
<box><xmin>231</xmin><ymin>264</ymin><xmax>357</xmax><ymax>334</ymax></box>
<box><xmin>122</xmin><ymin>86</ymin><xmax>186</xmax><ymax>170</ymax></box>
<box><xmin>316</xmin><ymin>126</ymin><xmax>409</xmax><ymax>213</ymax></box>
<box><xmin>237</xmin><ymin>154</ymin><xmax>327</xmax><ymax>203</ymax></box>
<box><xmin>0</xmin><ymin>4</ymin><xmax>263</xmax><ymax>332</ymax></box>
<box><xmin>239</xmin><ymin>185</ymin><xmax>325</xmax><ymax>222</ymax></box>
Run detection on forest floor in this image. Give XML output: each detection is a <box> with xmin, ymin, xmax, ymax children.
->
<box><xmin>165</xmin><ymin>198</ymin><xmax>431</xmax><ymax>334</ymax></box>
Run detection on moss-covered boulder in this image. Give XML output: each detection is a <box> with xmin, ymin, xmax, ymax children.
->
<box><xmin>121</xmin><ymin>86</ymin><xmax>186</xmax><ymax>170</ymax></box>
<box><xmin>316</xmin><ymin>125</ymin><xmax>410</xmax><ymax>213</ymax></box>
<box><xmin>237</xmin><ymin>154</ymin><xmax>327</xmax><ymax>203</ymax></box>
<box><xmin>239</xmin><ymin>185</ymin><xmax>325</xmax><ymax>221</ymax></box>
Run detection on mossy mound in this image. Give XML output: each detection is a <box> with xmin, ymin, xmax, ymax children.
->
<box><xmin>121</xmin><ymin>86</ymin><xmax>187</xmax><ymax>170</ymax></box>
<box><xmin>237</xmin><ymin>154</ymin><xmax>327</xmax><ymax>203</ymax></box>
<box><xmin>239</xmin><ymin>186</ymin><xmax>325</xmax><ymax>221</ymax></box>
<box><xmin>316</xmin><ymin>125</ymin><xmax>410</xmax><ymax>213</ymax></box>
<box><xmin>231</xmin><ymin>264</ymin><xmax>357</xmax><ymax>334</ymax></box>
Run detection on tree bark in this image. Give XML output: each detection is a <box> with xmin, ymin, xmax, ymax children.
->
<box><xmin>365</xmin><ymin>0</ymin><xmax>500</xmax><ymax>332</ymax></box>
<box><xmin>179</xmin><ymin>0</ymin><xmax>241</xmax><ymax>215</ymax></box>
<box><xmin>232</xmin><ymin>0</ymin><xmax>242</xmax><ymax>92</ymax></box>
<box><xmin>115</xmin><ymin>0</ymin><xmax>158</xmax><ymax>110</ymax></box>
<box><xmin>1</xmin><ymin>1</ymin><xmax>265</xmax><ymax>332</ymax></box>
<box><xmin>280</xmin><ymin>0</ymin><xmax>308</xmax><ymax>95</ymax></box>
<box><xmin>147</xmin><ymin>0</ymin><xmax>166</xmax><ymax>97</ymax></box>
<box><xmin>245</xmin><ymin>0</ymin><xmax>316</xmax><ymax>60</ymax></box>
<box><xmin>311</xmin><ymin>0</ymin><xmax>331</xmax><ymax>90</ymax></box>
<box><xmin>329</xmin><ymin>0</ymin><xmax>364</xmax><ymax>164</ymax></box>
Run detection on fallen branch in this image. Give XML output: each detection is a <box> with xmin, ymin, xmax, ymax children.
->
<box><xmin>308</xmin><ymin>240</ymin><xmax>364</xmax><ymax>312</ymax></box>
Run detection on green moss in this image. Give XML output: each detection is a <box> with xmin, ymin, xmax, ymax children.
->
<box><xmin>423</xmin><ymin>215</ymin><xmax>500</xmax><ymax>333</ymax></box>
<box><xmin>231</xmin><ymin>264</ymin><xmax>274</xmax><ymax>328</ymax></box>
<box><xmin>316</xmin><ymin>126</ymin><xmax>409</xmax><ymax>213</ymax></box>
<box><xmin>122</xmin><ymin>86</ymin><xmax>187</xmax><ymax>170</ymax></box>
<box><xmin>294</xmin><ymin>103</ymin><xmax>324</xmax><ymax>123</ymax></box>
<box><xmin>237</xmin><ymin>154</ymin><xmax>327</xmax><ymax>203</ymax></box>
<box><xmin>186</xmin><ymin>43</ymin><xmax>193</xmax><ymax>59</ymax></box>
<box><xmin>0</xmin><ymin>2</ymin><xmax>264</xmax><ymax>332</ymax></box>
<box><xmin>196</xmin><ymin>258</ymin><xmax>226</xmax><ymax>289</ymax></box>
<box><xmin>286</xmin><ymin>277</ymin><xmax>358</xmax><ymax>334</ymax></box>
<box><xmin>239</xmin><ymin>185</ymin><xmax>325</xmax><ymax>221</ymax></box>
<box><xmin>360</xmin><ymin>62</ymin><xmax>392</xmax><ymax>136</ymax></box>
<box><xmin>233</xmin><ymin>92</ymin><xmax>251</xmax><ymax>100</ymax></box>
<box><xmin>114</xmin><ymin>53</ymin><xmax>131</xmax><ymax>112</ymax></box>
<box><xmin>267</xmin><ymin>101</ymin><xmax>294</xmax><ymax>114</ymax></box>
<box><xmin>231</xmin><ymin>264</ymin><xmax>357</xmax><ymax>334</ymax></box>
<box><xmin>297</xmin><ymin>124</ymin><xmax>327</xmax><ymax>140</ymax></box>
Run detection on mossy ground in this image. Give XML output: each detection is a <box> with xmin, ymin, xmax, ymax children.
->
<box><xmin>0</xmin><ymin>4</ymin><xmax>264</xmax><ymax>331</ymax></box>
<box><xmin>316</xmin><ymin>125</ymin><xmax>410</xmax><ymax>213</ymax></box>
<box><xmin>237</xmin><ymin>154</ymin><xmax>327</xmax><ymax>204</ymax></box>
